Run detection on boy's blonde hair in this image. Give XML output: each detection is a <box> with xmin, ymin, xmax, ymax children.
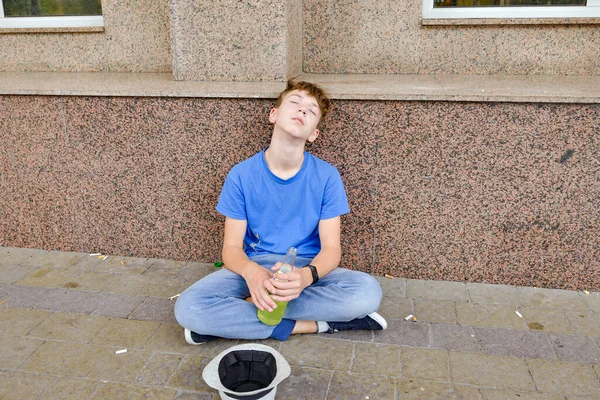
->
<box><xmin>275</xmin><ymin>80</ymin><xmax>332</xmax><ymax>121</ymax></box>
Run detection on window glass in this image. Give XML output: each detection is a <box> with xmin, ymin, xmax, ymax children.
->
<box><xmin>434</xmin><ymin>0</ymin><xmax>586</xmax><ymax>7</ymax></box>
<box><xmin>2</xmin><ymin>0</ymin><xmax>102</xmax><ymax>17</ymax></box>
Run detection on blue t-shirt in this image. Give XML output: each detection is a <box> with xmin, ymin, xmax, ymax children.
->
<box><xmin>216</xmin><ymin>150</ymin><xmax>350</xmax><ymax>259</ymax></box>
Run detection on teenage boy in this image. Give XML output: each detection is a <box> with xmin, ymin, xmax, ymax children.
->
<box><xmin>174</xmin><ymin>80</ymin><xmax>385</xmax><ymax>343</ymax></box>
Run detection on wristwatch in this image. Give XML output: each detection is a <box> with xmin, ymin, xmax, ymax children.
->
<box><xmin>305</xmin><ymin>264</ymin><xmax>319</xmax><ymax>284</ymax></box>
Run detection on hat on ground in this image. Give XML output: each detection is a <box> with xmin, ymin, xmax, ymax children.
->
<box><xmin>202</xmin><ymin>343</ymin><xmax>291</xmax><ymax>400</ymax></box>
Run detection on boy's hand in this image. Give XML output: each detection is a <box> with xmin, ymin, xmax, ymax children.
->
<box><xmin>269</xmin><ymin>262</ymin><xmax>311</xmax><ymax>302</ymax></box>
<box><xmin>241</xmin><ymin>262</ymin><xmax>278</xmax><ymax>312</ymax></box>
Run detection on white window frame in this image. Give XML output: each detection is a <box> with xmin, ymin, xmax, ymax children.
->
<box><xmin>423</xmin><ymin>0</ymin><xmax>600</xmax><ymax>19</ymax></box>
<box><xmin>0</xmin><ymin>1</ymin><xmax>103</xmax><ymax>29</ymax></box>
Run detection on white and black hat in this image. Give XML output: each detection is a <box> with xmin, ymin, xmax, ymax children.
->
<box><xmin>202</xmin><ymin>343</ymin><xmax>291</xmax><ymax>400</ymax></box>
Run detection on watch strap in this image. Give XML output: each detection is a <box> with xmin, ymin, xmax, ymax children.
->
<box><xmin>305</xmin><ymin>264</ymin><xmax>319</xmax><ymax>284</ymax></box>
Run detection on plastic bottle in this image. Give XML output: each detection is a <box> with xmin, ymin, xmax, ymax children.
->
<box><xmin>257</xmin><ymin>247</ymin><xmax>297</xmax><ymax>326</ymax></box>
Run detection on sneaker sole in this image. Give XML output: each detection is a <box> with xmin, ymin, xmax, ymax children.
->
<box><xmin>368</xmin><ymin>312</ymin><xmax>388</xmax><ymax>330</ymax></box>
<box><xmin>184</xmin><ymin>328</ymin><xmax>206</xmax><ymax>345</ymax></box>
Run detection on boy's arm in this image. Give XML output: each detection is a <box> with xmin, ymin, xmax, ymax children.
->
<box><xmin>221</xmin><ymin>217</ymin><xmax>278</xmax><ymax>312</ymax></box>
<box><xmin>304</xmin><ymin>216</ymin><xmax>342</xmax><ymax>282</ymax></box>
<box><xmin>270</xmin><ymin>216</ymin><xmax>342</xmax><ymax>302</ymax></box>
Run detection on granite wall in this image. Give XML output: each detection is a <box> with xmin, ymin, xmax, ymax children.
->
<box><xmin>170</xmin><ymin>0</ymin><xmax>302</xmax><ymax>81</ymax></box>
<box><xmin>0</xmin><ymin>0</ymin><xmax>172</xmax><ymax>73</ymax></box>
<box><xmin>2</xmin><ymin>0</ymin><xmax>598</xmax><ymax>79</ymax></box>
<box><xmin>304</xmin><ymin>0</ymin><xmax>600</xmax><ymax>76</ymax></box>
<box><xmin>1</xmin><ymin>95</ymin><xmax>598</xmax><ymax>290</ymax></box>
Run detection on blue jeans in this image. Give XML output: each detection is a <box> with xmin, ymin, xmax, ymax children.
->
<box><xmin>174</xmin><ymin>254</ymin><xmax>383</xmax><ymax>340</ymax></box>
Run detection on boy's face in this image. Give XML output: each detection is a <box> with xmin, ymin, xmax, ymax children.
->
<box><xmin>269</xmin><ymin>90</ymin><xmax>321</xmax><ymax>143</ymax></box>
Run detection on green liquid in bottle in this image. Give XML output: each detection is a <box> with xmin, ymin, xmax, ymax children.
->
<box><xmin>257</xmin><ymin>248</ymin><xmax>296</xmax><ymax>326</ymax></box>
<box><xmin>257</xmin><ymin>298</ymin><xmax>289</xmax><ymax>326</ymax></box>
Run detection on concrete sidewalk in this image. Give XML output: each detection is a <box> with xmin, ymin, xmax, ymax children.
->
<box><xmin>0</xmin><ymin>246</ymin><xmax>599</xmax><ymax>399</ymax></box>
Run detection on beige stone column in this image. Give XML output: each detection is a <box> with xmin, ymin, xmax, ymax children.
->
<box><xmin>170</xmin><ymin>0</ymin><xmax>302</xmax><ymax>81</ymax></box>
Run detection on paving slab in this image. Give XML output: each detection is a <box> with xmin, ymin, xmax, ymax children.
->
<box><xmin>135</xmin><ymin>352</ymin><xmax>184</xmax><ymax>386</ymax></box>
<box><xmin>71</xmin><ymin>255</ymin><xmax>103</xmax><ymax>271</ymax></box>
<box><xmin>87</xmin><ymin>349</ymin><xmax>152</xmax><ymax>383</ymax></box>
<box><xmin>91</xmin><ymin>382</ymin><xmax>177</xmax><ymax>400</ymax></box>
<box><xmin>167</xmin><ymin>355</ymin><xmax>214</xmax><ymax>392</ymax></box>
<box><xmin>0</xmin><ymin>370</ymin><xmax>55</xmax><ymax>400</ymax></box>
<box><xmin>38</xmin><ymin>376</ymin><xmax>100</xmax><ymax>400</ymax></box>
<box><xmin>29</xmin><ymin>312</ymin><xmax>110</xmax><ymax>343</ymax></box>
<box><xmin>143</xmin><ymin>259</ymin><xmax>188</xmax><ymax>279</ymax></box>
<box><xmin>407</xmin><ymin>279</ymin><xmax>469</xmax><ymax>302</ymax></box>
<box><xmin>90</xmin><ymin>318</ymin><xmax>161</xmax><ymax>349</ymax></box>
<box><xmin>0</xmin><ymin>264</ymin><xmax>37</xmax><ymax>284</ymax></box>
<box><xmin>91</xmin><ymin>293</ymin><xmax>145</xmax><ymax>319</ymax></box>
<box><xmin>34</xmin><ymin>288</ymin><xmax>106</xmax><ymax>313</ymax></box>
<box><xmin>281</xmin><ymin>335</ymin><xmax>354</xmax><ymax>371</ymax></box>
<box><xmin>21</xmin><ymin>340</ymin><xmax>108</xmax><ymax>377</ymax></box>
<box><xmin>277</xmin><ymin>366</ymin><xmax>331</xmax><ymax>399</ymax></box>
<box><xmin>140</xmin><ymin>276</ymin><xmax>185</xmax><ymax>298</ymax></box>
<box><xmin>467</xmin><ymin>282</ymin><xmax>522</xmax><ymax>306</ymax></box>
<box><xmin>375</xmin><ymin>275</ymin><xmax>407</xmax><ymax>297</ymax></box>
<box><xmin>520</xmin><ymin>307</ymin><xmax>574</xmax><ymax>334</ymax></box>
<box><xmin>527</xmin><ymin>358</ymin><xmax>600</xmax><ymax>397</ymax></box>
<box><xmin>473</xmin><ymin>327</ymin><xmax>556</xmax><ymax>359</ymax></box>
<box><xmin>413</xmin><ymin>298</ymin><xmax>457</xmax><ymax>324</ymax></box>
<box><xmin>373</xmin><ymin>318</ymin><xmax>430</xmax><ymax>347</ymax></box>
<box><xmin>1</xmin><ymin>246</ymin><xmax>598</xmax><ymax>399</ymax></box>
<box><xmin>22</xmin><ymin>250</ymin><xmax>84</xmax><ymax>269</ymax></box>
<box><xmin>581</xmin><ymin>292</ymin><xmax>600</xmax><ymax>312</ymax></box>
<box><xmin>173</xmin><ymin>392</ymin><xmax>213</xmax><ymax>400</ymax></box>
<box><xmin>479</xmin><ymin>388</ymin><xmax>565</xmax><ymax>400</ymax></box>
<box><xmin>64</xmin><ymin>290</ymin><xmax>111</xmax><ymax>314</ymax></box>
<box><xmin>327</xmin><ymin>371</ymin><xmax>396</xmax><ymax>400</ymax></box>
<box><xmin>0</xmin><ymin>307</ymin><xmax>50</xmax><ymax>336</ymax></box>
<box><xmin>519</xmin><ymin>287</ymin><xmax>589</xmax><ymax>311</ymax></box>
<box><xmin>0</xmin><ymin>283</ymin><xmax>51</xmax><ymax>308</ymax></box>
<box><xmin>351</xmin><ymin>342</ymin><xmax>401</xmax><ymax>376</ymax></box>
<box><xmin>0</xmin><ymin>247</ymin><xmax>46</xmax><ymax>264</ymax></box>
<box><xmin>549</xmin><ymin>333</ymin><xmax>600</xmax><ymax>364</ymax></box>
<box><xmin>103</xmin><ymin>273</ymin><xmax>151</xmax><ymax>295</ymax></box>
<box><xmin>0</xmin><ymin>335</ymin><xmax>45</xmax><ymax>369</ymax></box>
<box><xmin>400</xmin><ymin>347</ymin><xmax>450</xmax><ymax>382</ymax></box>
<box><xmin>378</xmin><ymin>295</ymin><xmax>413</xmax><ymax>319</ymax></box>
<box><xmin>86</xmin><ymin>256</ymin><xmax>154</xmax><ymax>275</ymax></box>
<box><xmin>456</xmin><ymin>302</ymin><xmax>528</xmax><ymax>330</ymax></box>
<box><xmin>396</xmin><ymin>379</ymin><xmax>481</xmax><ymax>400</ymax></box>
<box><xmin>144</xmin><ymin>323</ymin><xmax>234</xmax><ymax>357</ymax></box>
<box><xmin>16</xmin><ymin>267</ymin><xmax>75</xmax><ymax>287</ymax></box>
<box><xmin>61</xmin><ymin>270</ymin><xmax>114</xmax><ymax>291</ymax></box>
<box><xmin>449</xmin><ymin>351</ymin><xmax>535</xmax><ymax>391</ymax></box>
<box><xmin>129</xmin><ymin>296</ymin><xmax>178</xmax><ymax>323</ymax></box>
<box><xmin>430</xmin><ymin>323</ymin><xmax>480</xmax><ymax>352</ymax></box>
<box><xmin>565</xmin><ymin>311</ymin><xmax>600</xmax><ymax>336</ymax></box>
<box><xmin>176</xmin><ymin>262</ymin><xmax>217</xmax><ymax>289</ymax></box>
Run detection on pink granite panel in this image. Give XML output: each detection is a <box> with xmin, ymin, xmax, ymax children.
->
<box><xmin>375</xmin><ymin>101</ymin><xmax>599</xmax><ymax>289</ymax></box>
<box><xmin>1</xmin><ymin>96</ymin><xmax>598</xmax><ymax>290</ymax></box>
<box><xmin>311</xmin><ymin>102</ymin><xmax>378</xmax><ymax>272</ymax></box>
<box><xmin>59</xmin><ymin>97</ymin><xmax>274</xmax><ymax>261</ymax></box>
<box><xmin>0</xmin><ymin>96</ymin><xmax>79</xmax><ymax>250</ymax></box>
<box><xmin>481</xmin><ymin>104</ymin><xmax>600</xmax><ymax>290</ymax></box>
<box><xmin>375</xmin><ymin>102</ymin><xmax>490</xmax><ymax>282</ymax></box>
